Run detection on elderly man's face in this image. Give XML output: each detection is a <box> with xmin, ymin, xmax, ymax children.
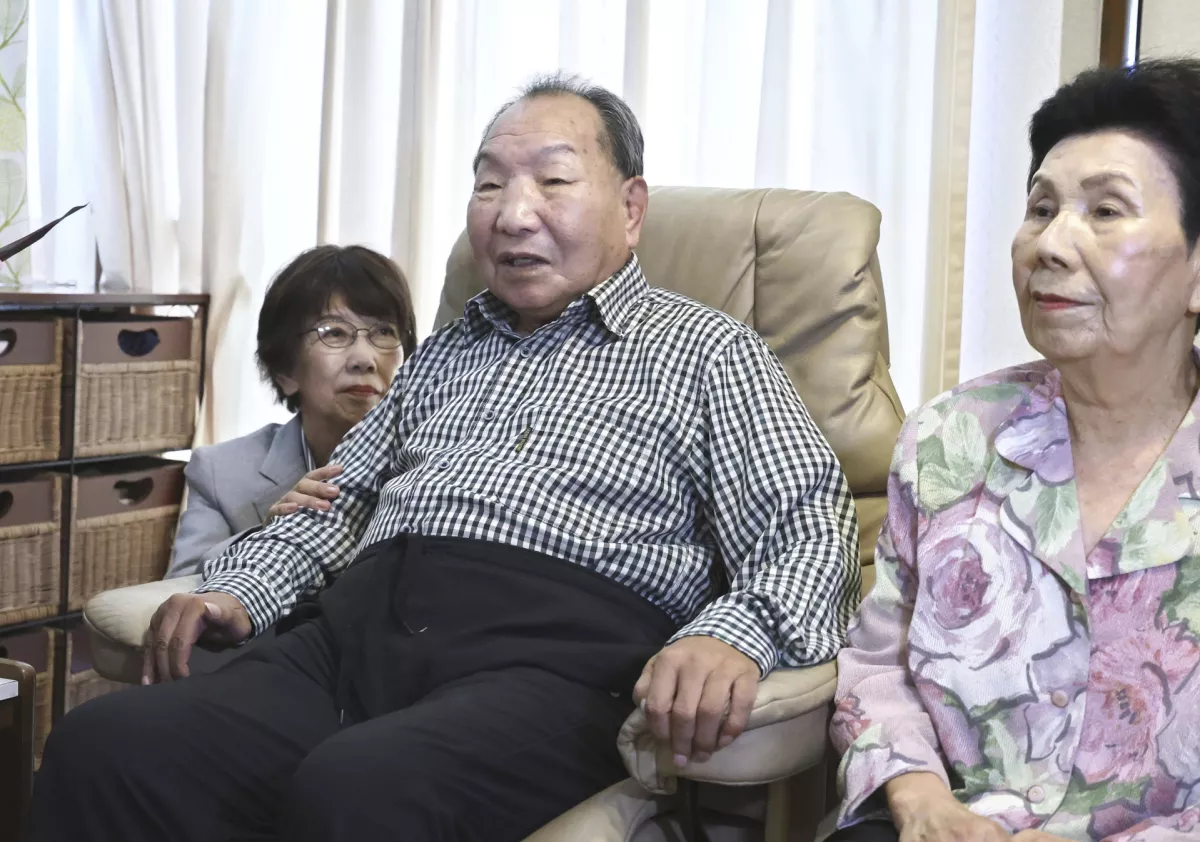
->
<box><xmin>468</xmin><ymin>94</ymin><xmax>648</xmax><ymax>333</ymax></box>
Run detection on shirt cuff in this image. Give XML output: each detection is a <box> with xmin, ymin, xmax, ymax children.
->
<box><xmin>670</xmin><ymin>598</ymin><xmax>779</xmax><ymax>677</ymax></box>
<box><xmin>194</xmin><ymin>570</ymin><xmax>281</xmax><ymax>638</ymax></box>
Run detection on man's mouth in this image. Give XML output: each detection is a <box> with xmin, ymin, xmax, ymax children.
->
<box><xmin>498</xmin><ymin>253</ymin><xmax>549</xmax><ymax>269</ymax></box>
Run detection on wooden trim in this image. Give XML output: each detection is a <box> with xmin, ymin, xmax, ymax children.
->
<box><xmin>0</xmin><ymin>292</ymin><xmax>210</xmax><ymax>306</ymax></box>
<box><xmin>0</xmin><ymin>658</ymin><xmax>35</xmax><ymax>842</ymax></box>
<box><xmin>1100</xmin><ymin>0</ymin><xmax>1128</xmax><ymax>67</ymax></box>
<box><xmin>1100</xmin><ymin>0</ymin><xmax>1141</xmax><ymax>67</ymax></box>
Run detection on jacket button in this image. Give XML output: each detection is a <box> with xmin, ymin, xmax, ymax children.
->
<box><xmin>1051</xmin><ymin>690</ymin><xmax>1070</xmax><ymax>708</ymax></box>
<box><xmin>1027</xmin><ymin>785</ymin><xmax>1045</xmax><ymax>804</ymax></box>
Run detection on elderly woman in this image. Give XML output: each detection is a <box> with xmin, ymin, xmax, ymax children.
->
<box><xmin>830</xmin><ymin>59</ymin><xmax>1200</xmax><ymax>842</ymax></box>
<box><xmin>166</xmin><ymin>244</ymin><xmax>416</xmax><ymax>578</ymax></box>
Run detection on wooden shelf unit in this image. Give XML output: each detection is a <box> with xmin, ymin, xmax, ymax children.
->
<box><xmin>0</xmin><ymin>291</ymin><xmax>210</xmax><ymax>723</ymax></box>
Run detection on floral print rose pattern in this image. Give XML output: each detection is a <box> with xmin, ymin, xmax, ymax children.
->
<box><xmin>831</xmin><ymin>359</ymin><xmax>1200</xmax><ymax>842</ymax></box>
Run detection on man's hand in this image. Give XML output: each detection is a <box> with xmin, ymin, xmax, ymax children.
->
<box><xmin>142</xmin><ymin>591</ymin><xmax>252</xmax><ymax>685</ymax></box>
<box><xmin>633</xmin><ymin>636</ymin><xmax>759</xmax><ymax>767</ymax></box>
<box><xmin>886</xmin><ymin>772</ymin><xmax>1009</xmax><ymax>842</ymax></box>
<box><xmin>265</xmin><ymin>464</ymin><xmax>343</xmax><ymax>523</ymax></box>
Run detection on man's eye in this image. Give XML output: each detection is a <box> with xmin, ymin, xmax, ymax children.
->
<box><xmin>544</xmin><ymin>178</ymin><xmax>568</xmax><ymax>186</ymax></box>
<box><xmin>475</xmin><ymin>182</ymin><xmax>500</xmax><ymax>191</ymax></box>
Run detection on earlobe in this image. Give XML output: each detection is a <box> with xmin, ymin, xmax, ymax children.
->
<box><xmin>1189</xmin><ymin>242</ymin><xmax>1200</xmax><ymax>315</ymax></box>
<box><xmin>624</xmin><ymin>177</ymin><xmax>650</xmax><ymax>246</ymax></box>
<box><xmin>275</xmin><ymin>373</ymin><xmax>300</xmax><ymax>398</ymax></box>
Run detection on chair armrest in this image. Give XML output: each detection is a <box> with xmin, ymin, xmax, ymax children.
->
<box><xmin>618</xmin><ymin>661</ymin><xmax>837</xmax><ymax>793</ymax></box>
<box><xmin>83</xmin><ymin>576</ymin><xmax>203</xmax><ymax>684</ymax></box>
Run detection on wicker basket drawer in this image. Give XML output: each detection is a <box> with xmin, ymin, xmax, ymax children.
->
<box><xmin>74</xmin><ymin>316</ymin><xmax>200</xmax><ymax>458</ymax></box>
<box><xmin>0</xmin><ymin>474</ymin><xmax>61</xmax><ymax>626</ymax></box>
<box><xmin>0</xmin><ymin>317</ymin><xmax>62</xmax><ymax>465</ymax></box>
<box><xmin>0</xmin><ymin>626</ymin><xmax>55</xmax><ymax>766</ymax></box>
<box><xmin>68</xmin><ymin>459</ymin><xmax>184</xmax><ymax>611</ymax></box>
<box><xmin>65</xmin><ymin>623</ymin><xmax>126</xmax><ymax>711</ymax></box>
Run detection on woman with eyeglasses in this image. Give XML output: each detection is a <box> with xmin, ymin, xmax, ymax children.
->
<box><xmin>165</xmin><ymin>244</ymin><xmax>417</xmax><ymax>580</ymax></box>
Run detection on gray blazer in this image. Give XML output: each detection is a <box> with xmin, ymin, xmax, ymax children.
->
<box><xmin>166</xmin><ymin>416</ymin><xmax>308</xmax><ymax>578</ymax></box>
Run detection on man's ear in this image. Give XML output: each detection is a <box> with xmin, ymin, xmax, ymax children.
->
<box><xmin>1188</xmin><ymin>237</ymin><xmax>1200</xmax><ymax>317</ymax></box>
<box><xmin>623</xmin><ymin>176</ymin><xmax>649</xmax><ymax>249</ymax></box>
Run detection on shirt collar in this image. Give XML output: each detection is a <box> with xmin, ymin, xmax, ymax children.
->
<box><xmin>461</xmin><ymin>253</ymin><xmax>647</xmax><ymax>343</ymax></box>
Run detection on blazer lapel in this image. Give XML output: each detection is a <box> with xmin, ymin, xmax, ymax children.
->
<box><xmin>252</xmin><ymin>416</ymin><xmax>308</xmax><ymax>523</ymax></box>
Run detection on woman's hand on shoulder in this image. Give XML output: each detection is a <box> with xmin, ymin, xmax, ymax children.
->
<box><xmin>886</xmin><ymin>772</ymin><xmax>1009</xmax><ymax>842</ymax></box>
<box><xmin>265</xmin><ymin>464</ymin><xmax>343</xmax><ymax>523</ymax></box>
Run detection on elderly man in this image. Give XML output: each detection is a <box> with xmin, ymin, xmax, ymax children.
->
<box><xmin>29</xmin><ymin>75</ymin><xmax>858</xmax><ymax>842</ymax></box>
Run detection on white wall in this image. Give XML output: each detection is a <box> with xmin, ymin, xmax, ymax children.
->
<box><xmin>1140</xmin><ymin>0</ymin><xmax>1200</xmax><ymax>58</ymax></box>
<box><xmin>958</xmin><ymin>0</ymin><xmax>1066</xmax><ymax>384</ymax></box>
<box><xmin>957</xmin><ymin>0</ymin><xmax>1102</xmax><ymax>385</ymax></box>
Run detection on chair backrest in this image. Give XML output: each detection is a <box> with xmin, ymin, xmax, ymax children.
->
<box><xmin>435</xmin><ymin>186</ymin><xmax>904</xmax><ymax>587</ymax></box>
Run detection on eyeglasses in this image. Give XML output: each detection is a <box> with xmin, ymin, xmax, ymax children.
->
<box><xmin>303</xmin><ymin>318</ymin><xmax>404</xmax><ymax>350</ymax></box>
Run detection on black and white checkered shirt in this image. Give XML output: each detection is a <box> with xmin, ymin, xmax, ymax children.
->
<box><xmin>199</xmin><ymin>255</ymin><xmax>860</xmax><ymax>674</ymax></box>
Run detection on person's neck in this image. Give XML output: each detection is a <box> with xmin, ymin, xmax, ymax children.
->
<box><xmin>511</xmin><ymin>252</ymin><xmax>632</xmax><ymax>336</ymax></box>
<box><xmin>298</xmin><ymin>413</ymin><xmax>351</xmax><ymax>468</ymax></box>
<box><xmin>1059</xmin><ymin>347</ymin><xmax>1199</xmax><ymax>451</ymax></box>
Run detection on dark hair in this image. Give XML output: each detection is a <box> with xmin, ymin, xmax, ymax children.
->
<box><xmin>1028</xmin><ymin>58</ymin><xmax>1200</xmax><ymax>247</ymax></box>
<box><xmin>473</xmin><ymin>72</ymin><xmax>644</xmax><ymax>180</ymax></box>
<box><xmin>256</xmin><ymin>245</ymin><xmax>417</xmax><ymax>412</ymax></box>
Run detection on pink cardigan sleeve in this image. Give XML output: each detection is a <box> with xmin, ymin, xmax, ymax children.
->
<box><xmin>830</xmin><ymin>416</ymin><xmax>951</xmax><ymax>826</ymax></box>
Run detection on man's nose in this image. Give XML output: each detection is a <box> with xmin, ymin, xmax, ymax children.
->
<box><xmin>494</xmin><ymin>182</ymin><xmax>540</xmax><ymax>235</ymax></box>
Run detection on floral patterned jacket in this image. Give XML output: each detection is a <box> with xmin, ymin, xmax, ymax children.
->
<box><xmin>831</xmin><ymin>361</ymin><xmax>1200</xmax><ymax>842</ymax></box>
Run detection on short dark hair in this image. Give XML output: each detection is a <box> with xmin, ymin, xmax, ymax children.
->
<box><xmin>1028</xmin><ymin>58</ymin><xmax>1200</xmax><ymax>247</ymax></box>
<box><xmin>256</xmin><ymin>245</ymin><xmax>417</xmax><ymax>412</ymax></box>
<box><xmin>473</xmin><ymin>73</ymin><xmax>644</xmax><ymax>180</ymax></box>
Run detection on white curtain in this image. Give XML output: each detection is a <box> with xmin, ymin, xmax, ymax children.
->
<box><xmin>32</xmin><ymin>0</ymin><xmax>1060</xmax><ymax>444</ymax></box>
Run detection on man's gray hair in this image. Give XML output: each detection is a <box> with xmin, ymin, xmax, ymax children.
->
<box><xmin>473</xmin><ymin>73</ymin><xmax>645</xmax><ymax>180</ymax></box>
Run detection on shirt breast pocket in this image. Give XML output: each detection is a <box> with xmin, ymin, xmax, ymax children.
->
<box><xmin>497</xmin><ymin>403</ymin><xmax>671</xmax><ymax>540</ymax></box>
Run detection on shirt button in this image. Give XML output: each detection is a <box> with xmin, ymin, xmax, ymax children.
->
<box><xmin>482</xmin><ymin>409</ymin><xmax>496</xmax><ymax>421</ymax></box>
<box><xmin>519</xmin><ymin>347</ymin><xmax>531</xmax><ymax>359</ymax></box>
<box><xmin>1026</xmin><ymin>785</ymin><xmax>1045</xmax><ymax>804</ymax></box>
<box><xmin>1051</xmin><ymin>690</ymin><xmax>1070</xmax><ymax>708</ymax></box>
<box><xmin>436</xmin><ymin>458</ymin><xmax>450</xmax><ymax>470</ymax></box>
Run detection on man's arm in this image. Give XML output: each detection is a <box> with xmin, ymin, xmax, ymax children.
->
<box><xmin>677</xmin><ymin>332</ymin><xmax>860</xmax><ymax>673</ymax></box>
<box><xmin>634</xmin><ymin>331</ymin><xmax>859</xmax><ymax>765</ymax></box>
<box><xmin>195</xmin><ymin>380</ymin><xmax>405</xmax><ymax>635</ymax></box>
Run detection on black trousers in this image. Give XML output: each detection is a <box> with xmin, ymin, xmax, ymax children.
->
<box><xmin>27</xmin><ymin>535</ymin><xmax>678</xmax><ymax>842</ymax></box>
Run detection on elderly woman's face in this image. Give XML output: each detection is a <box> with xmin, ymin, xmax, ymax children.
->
<box><xmin>276</xmin><ymin>294</ymin><xmax>404</xmax><ymax>429</ymax></box>
<box><xmin>1012</xmin><ymin>130</ymin><xmax>1200</xmax><ymax>365</ymax></box>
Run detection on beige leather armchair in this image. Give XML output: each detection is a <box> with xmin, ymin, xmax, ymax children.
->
<box><xmin>83</xmin><ymin>186</ymin><xmax>903</xmax><ymax>841</ymax></box>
